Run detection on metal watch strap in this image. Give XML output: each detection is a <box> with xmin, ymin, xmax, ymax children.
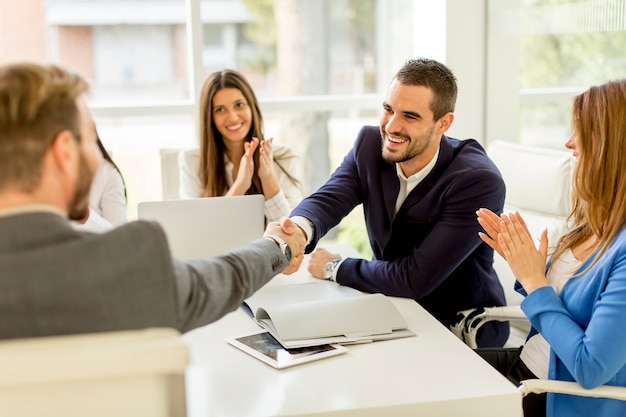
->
<box><xmin>325</xmin><ymin>258</ymin><xmax>342</xmax><ymax>281</ymax></box>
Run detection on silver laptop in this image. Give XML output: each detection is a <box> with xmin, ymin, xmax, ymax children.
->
<box><xmin>137</xmin><ymin>195</ymin><xmax>265</xmax><ymax>259</ymax></box>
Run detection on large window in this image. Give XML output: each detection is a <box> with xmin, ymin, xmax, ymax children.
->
<box><xmin>487</xmin><ymin>0</ymin><xmax>626</xmax><ymax>149</ymax></box>
<box><xmin>0</xmin><ymin>0</ymin><xmax>412</xmax><ymax>226</ymax></box>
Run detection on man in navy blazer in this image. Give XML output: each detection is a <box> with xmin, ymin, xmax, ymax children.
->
<box><xmin>290</xmin><ymin>58</ymin><xmax>508</xmax><ymax>347</ymax></box>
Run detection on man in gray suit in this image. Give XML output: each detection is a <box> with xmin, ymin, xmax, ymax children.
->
<box><xmin>0</xmin><ymin>62</ymin><xmax>306</xmax><ymax>340</ymax></box>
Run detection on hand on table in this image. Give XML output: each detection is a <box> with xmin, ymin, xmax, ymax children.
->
<box><xmin>308</xmin><ymin>247</ymin><xmax>342</xmax><ymax>280</ymax></box>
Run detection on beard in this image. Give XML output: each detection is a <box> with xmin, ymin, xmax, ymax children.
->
<box><xmin>67</xmin><ymin>151</ymin><xmax>96</xmax><ymax>221</ymax></box>
<box><xmin>380</xmin><ymin>124</ymin><xmax>436</xmax><ymax>164</ymax></box>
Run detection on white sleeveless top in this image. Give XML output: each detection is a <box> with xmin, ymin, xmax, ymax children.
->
<box><xmin>520</xmin><ymin>248</ymin><xmax>581</xmax><ymax>379</ymax></box>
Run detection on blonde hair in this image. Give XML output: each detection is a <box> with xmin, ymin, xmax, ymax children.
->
<box><xmin>551</xmin><ymin>79</ymin><xmax>626</xmax><ymax>269</ymax></box>
<box><xmin>0</xmin><ymin>62</ymin><xmax>88</xmax><ymax>192</ymax></box>
<box><xmin>197</xmin><ymin>69</ymin><xmax>298</xmax><ymax>197</ymax></box>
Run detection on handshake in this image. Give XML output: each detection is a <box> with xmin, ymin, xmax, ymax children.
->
<box><xmin>263</xmin><ymin>217</ymin><xmax>307</xmax><ymax>275</ymax></box>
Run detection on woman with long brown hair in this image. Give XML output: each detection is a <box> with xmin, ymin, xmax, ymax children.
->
<box><xmin>179</xmin><ymin>69</ymin><xmax>302</xmax><ymax>222</ymax></box>
<box><xmin>476</xmin><ymin>79</ymin><xmax>626</xmax><ymax>417</ymax></box>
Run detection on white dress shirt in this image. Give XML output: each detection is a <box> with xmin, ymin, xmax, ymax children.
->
<box><xmin>178</xmin><ymin>146</ymin><xmax>302</xmax><ymax>223</ymax></box>
<box><xmin>520</xmin><ymin>248</ymin><xmax>580</xmax><ymax>379</ymax></box>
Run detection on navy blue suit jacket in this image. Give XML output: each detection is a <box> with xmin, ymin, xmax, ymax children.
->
<box><xmin>292</xmin><ymin>126</ymin><xmax>508</xmax><ymax>345</ymax></box>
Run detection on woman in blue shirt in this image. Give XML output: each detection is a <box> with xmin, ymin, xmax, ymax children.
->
<box><xmin>477</xmin><ymin>78</ymin><xmax>626</xmax><ymax>417</ymax></box>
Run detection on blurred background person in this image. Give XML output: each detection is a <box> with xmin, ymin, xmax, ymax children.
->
<box><xmin>75</xmin><ymin>134</ymin><xmax>127</xmax><ymax>232</ymax></box>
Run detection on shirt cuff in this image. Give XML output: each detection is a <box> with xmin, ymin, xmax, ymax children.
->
<box><xmin>290</xmin><ymin>216</ymin><xmax>314</xmax><ymax>245</ymax></box>
<box><xmin>330</xmin><ymin>259</ymin><xmax>345</xmax><ymax>282</ymax></box>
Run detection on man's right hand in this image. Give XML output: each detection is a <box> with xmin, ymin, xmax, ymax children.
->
<box><xmin>264</xmin><ymin>217</ymin><xmax>306</xmax><ymax>274</ymax></box>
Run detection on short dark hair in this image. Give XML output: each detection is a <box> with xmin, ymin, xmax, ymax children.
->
<box><xmin>394</xmin><ymin>58</ymin><xmax>457</xmax><ymax>120</ymax></box>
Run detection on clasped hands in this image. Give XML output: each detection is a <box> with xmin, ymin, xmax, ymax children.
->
<box><xmin>264</xmin><ymin>217</ymin><xmax>306</xmax><ymax>275</ymax></box>
<box><xmin>263</xmin><ymin>218</ymin><xmax>341</xmax><ymax>278</ymax></box>
<box><xmin>476</xmin><ymin>208</ymin><xmax>550</xmax><ymax>294</ymax></box>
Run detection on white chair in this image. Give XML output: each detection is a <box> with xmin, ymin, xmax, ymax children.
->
<box><xmin>160</xmin><ymin>148</ymin><xmax>182</xmax><ymax>200</ymax></box>
<box><xmin>0</xmin><ymin>328</ymin><xmax>188</xmax><ymax>417</ymax></box>
<box><xmin>451</xmin><ymin>140</ymin><xmax>574</xmax><ymax>348</ymax></box>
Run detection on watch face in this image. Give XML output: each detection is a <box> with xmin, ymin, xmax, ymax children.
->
<box><xmin>284</xmin><ymin>244</ymin><xmax>292</xmax><ymax>261</ymax></box>
<box><xmin>324</xmin><ymin>262</ymin><xmax>334</xmax><ymax>278</ymax></box>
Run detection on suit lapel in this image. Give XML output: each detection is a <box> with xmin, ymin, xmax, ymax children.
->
<box><xmin>380</xmin><ymin>158</ymin><xmax>400</xmax><ymax>226</ymax></box>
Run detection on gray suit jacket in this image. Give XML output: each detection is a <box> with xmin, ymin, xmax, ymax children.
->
<box><xmin>0</xmin><ymin>212</ymin><xmax>287</xmax><ymax>339</ymax></box>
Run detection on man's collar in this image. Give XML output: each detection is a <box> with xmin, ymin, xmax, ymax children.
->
<box><xmin>396</xmin><ymin>146</ymin><xmax>440</xmax><ymax>182</ymax></box>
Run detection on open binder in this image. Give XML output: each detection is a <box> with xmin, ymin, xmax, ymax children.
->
<box><xmin>243</xmin><ymin>281</ymin><xmax>415</xmax><ymax>348</ymax></box>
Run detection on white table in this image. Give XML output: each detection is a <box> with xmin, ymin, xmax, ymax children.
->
<box><xmin>183</xmin><ymin>243</ymin><xmax>522</xmax><ymax>417</ymax></box>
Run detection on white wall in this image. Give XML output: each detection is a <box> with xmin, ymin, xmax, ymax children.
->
<box><xmin>412</xmin><ymin>0</ymin><xmax>488</xmax><ymax>145</ymax></box>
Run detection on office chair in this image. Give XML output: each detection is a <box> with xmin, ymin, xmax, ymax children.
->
<box><xmin>0</xmin><ymin>328</ymin><xmax>188</xmax><ymax>417</ymax></box>
<box><xmin>160</xmin><ymin>148</ymin><xmax>182</xmax><ymax>200</ymax></box>
<box><xmin>451</xmin><ymin>140</ymin><xmax>574</xmax><ymax>348</ymax></box>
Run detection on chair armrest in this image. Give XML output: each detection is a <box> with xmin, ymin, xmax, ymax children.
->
<box><xmin>519</xmin><ymin>379</ymin><xmax>626</xmax><ymax>401</ymax></box>
<box><xmin>451</xmin><ymin>306</ymin><xmax>529</xmax><ymax>348</ymax></box>
<box><xmin>482</xmin><ymin>306</ymin><xmax>528</xmax><ymax>321</ymax></box>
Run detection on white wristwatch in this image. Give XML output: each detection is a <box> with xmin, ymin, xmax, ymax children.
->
<box><xmin>323</xmin><ymin>258</ymin><xmax>342</xmax><ymax>281</ymax></box>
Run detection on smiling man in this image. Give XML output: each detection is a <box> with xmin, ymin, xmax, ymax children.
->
<box><xmin>289</xmin><ymin>58</ymin><xmax>509</xmax><ymax>347</ymax></box>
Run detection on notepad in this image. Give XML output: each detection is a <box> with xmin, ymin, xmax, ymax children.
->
<box><xmin>243</xmin><ymin>282</ymin><xmax>415</xmax><ymax>348</ymax></box>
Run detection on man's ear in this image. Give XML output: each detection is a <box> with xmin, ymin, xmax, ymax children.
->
<box><xmin>49</xmin><ymin>130</ymin><xmax>78</xmax><ymax>175</ymax></box>
<box><xmin>437</xmin><ymin>112</ymin><xmax>454</xmax><ymax>133</ymax></box>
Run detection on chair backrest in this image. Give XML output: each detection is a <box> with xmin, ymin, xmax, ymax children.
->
<box><xmin>0</xmin><ymin>328</ymin><xmax>188</xmax><ymax>417</ymax></box>
<box><xmin>488</xmin><ymin>140</ymin><xmax>574</xmax><ymax>307</ymax></box>
<box><xmin>160</xmin><ymin>148</ymin><xmax>181</xmax><ymax>200</ymax></box>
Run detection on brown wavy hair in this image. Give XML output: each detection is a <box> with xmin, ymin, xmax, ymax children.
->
<box><xmin>197</xmin><ymin>69</ymin><xmax>298</xmax><ymax>197</ymax></box>
<box><xmin>551</xmin><ymin>79</ymin><xmax>626</xmax><ymax>270</ymax></box>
